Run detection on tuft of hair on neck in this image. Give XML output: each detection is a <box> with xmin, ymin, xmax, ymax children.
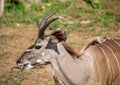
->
<box><xmin>62</xmin><ymin>43</ymin><xmax>80</xmax><ymax>58</ymax></box>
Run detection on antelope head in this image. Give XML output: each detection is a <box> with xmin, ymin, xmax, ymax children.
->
<box><xmin>16</xmin><ymin>13</ymin><xmax>67</xmax><ymax>70</ymax></box>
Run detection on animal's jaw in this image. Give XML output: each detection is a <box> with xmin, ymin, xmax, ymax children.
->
<box><xmin>17</xmin><ymin>63</ymin><xmax>33</xmax><ymax>70</ymax></box>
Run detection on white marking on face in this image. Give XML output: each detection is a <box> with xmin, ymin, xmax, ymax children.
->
<box><xmin>25</xmin><ymin>64</ymin><xmax>33</xmax><ymax>70</ymax></box>
<box><xmin>17</xmin><ymin>63</ymin><xmax>23</xmax><ymax>66</ymax></box>
<box><xmin>36</xmin><ymin>59</ymin><xmax>43</xmax><ymax>63</ymax></box>
<box><xmin>42</xmin><ymin>52</ymin><xmax>45</xmax><ymax>56</ymax></box>
<box><xmin>25</xmin><ymin>49</ymin><xmax>34</xmax><ymax>52</ymax></box>
<box><xmin>36</xmin><ymin>43</ymin><xmax>41</xmax><ymax>46</ymax></box>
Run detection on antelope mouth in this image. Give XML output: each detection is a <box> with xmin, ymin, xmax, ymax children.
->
<box><xmin>17</xmin><ymin>59</ymin><xmax>49</xmax><ymax>70</ymax></box>
<box><xmin>18</xmin><ymin>63</ymin><xmax>33</xmax><ymax>70</ymax></box>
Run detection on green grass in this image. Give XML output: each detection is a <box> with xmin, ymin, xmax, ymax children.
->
<box><xmin>6</xmin><ymin>70</ymin><xmax>27</xmax><ymax>85</ymax></box>
<box><xmin>0</xmin><ymin>0</ymin><xmax>120</xmax><ymax>33</ymax></box>
<box><xmin>0</xmin><ymin>1</ymin><xmax>120</xmax><ymax>85</ymax></box>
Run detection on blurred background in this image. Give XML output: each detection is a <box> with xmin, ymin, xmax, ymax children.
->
<box><xmin>0</xmin><ymin>0</ymin><xmax>120</xmax><ymax>85</ymax></box>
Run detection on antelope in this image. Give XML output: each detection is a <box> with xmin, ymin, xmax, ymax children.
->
<box><xmin>16</xmin><ymin>13</ymin><xmax>120</xmax><ymax>85</ymax></box>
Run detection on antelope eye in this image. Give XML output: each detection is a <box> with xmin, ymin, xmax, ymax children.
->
<box><xmin>35</xmin><ymin>45</ymin><xmax>42</xmax><ymax>49</ymax></box>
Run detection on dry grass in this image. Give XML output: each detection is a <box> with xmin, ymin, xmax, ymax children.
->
<box><xmin>0</xmin><ymin>0</ymin><xmax>120</xmax><ymax>85</ymax></box>
<box><xmin>0</xmin><ymin>23</ymin><xmax>119</xmax><ymax>85</ymax></box>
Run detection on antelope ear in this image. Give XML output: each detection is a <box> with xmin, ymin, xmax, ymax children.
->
<box><xmin>50</xmin><ymin>28</ymin><xmax>67</xmax><ymax>43</ymax></box>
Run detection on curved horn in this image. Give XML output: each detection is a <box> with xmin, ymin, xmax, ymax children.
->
<box><xmin>36</xmin><ymin>13</ymin><xmax>59</xmax><ymax>39</ymax></box>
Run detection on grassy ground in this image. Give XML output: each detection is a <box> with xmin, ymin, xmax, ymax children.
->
<box><xmin>0</xmin><ymin>0</ymin><xmax>120</xmax><ymax>85</ymax></box>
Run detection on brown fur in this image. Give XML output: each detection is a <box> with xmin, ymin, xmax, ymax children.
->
<box><xmin>63</xmin><ymin>43</ymin><xmax>80</xmax><ymax>58</ymax></box>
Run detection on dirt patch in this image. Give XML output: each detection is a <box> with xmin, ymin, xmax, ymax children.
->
<box><xmin>0</xmin><ymin>23</ymin><xmax>119</xmax><ymax>85</ymax></box>
<box><xmin>0</xmin><ymin>24</ymin><xmax>56</xmax><ymax>85</ymax></box>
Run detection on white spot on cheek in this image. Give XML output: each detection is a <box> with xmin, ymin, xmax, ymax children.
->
<box><xmin>42</xmin><ymin>52</ymin><xmax>45</xmax><ymax>56</ymax></box>
<box><xmin>25</xmin><ymin>49</ymin><xmax>33</xmax><ymax>52</ymax></box>
<box><xmin>36</xmin><ymin>59</ymin><xmax>42</xmax><ymax>63</ymax></box>
<box><xmin>26</xmin><ymin>64</ymin><xmax>33</xmax><ymax>70</ymax></box>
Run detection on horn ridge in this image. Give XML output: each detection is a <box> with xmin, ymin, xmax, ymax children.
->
<box><xmin>37</xmin><ymin>13</ymin><xmax>58</xmax><ymax>39</ymax></box>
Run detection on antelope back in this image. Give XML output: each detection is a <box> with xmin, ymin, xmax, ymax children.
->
<box><xmin>83</xmin><ymin>38</ymin><xmax>120</xmax><ymax>84</ymax></box>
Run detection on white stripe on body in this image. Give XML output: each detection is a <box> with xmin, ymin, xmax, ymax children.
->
<box><xmin>103</xmin><ymin>43</ymin><xmax>120</xmax><ymax>74</ymax></box>
<box><xmin>99</xmin><ymin>46</ymin><xmax>112</xmax><ymax>85</ymax></box>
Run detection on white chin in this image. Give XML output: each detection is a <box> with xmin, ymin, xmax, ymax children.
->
<box><xmin>21</xmin><ymin>64</ymin><xmax>33</xmax><ymax>70</ymax></box>
<box><xmin>25</xmin><ymin>65</ymin><xmax>33</xmax><ymax>70</ymax></box>
<box><xmin>36</xmin><ymin>59</ymin><xmax>45</xmax><ymax>64</ymax></box>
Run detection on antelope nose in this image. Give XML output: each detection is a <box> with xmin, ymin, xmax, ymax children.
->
<box><xmin>16</xmin><ymin>59</ymin><xmax>21</xmax><ymax>65</ymax></box>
